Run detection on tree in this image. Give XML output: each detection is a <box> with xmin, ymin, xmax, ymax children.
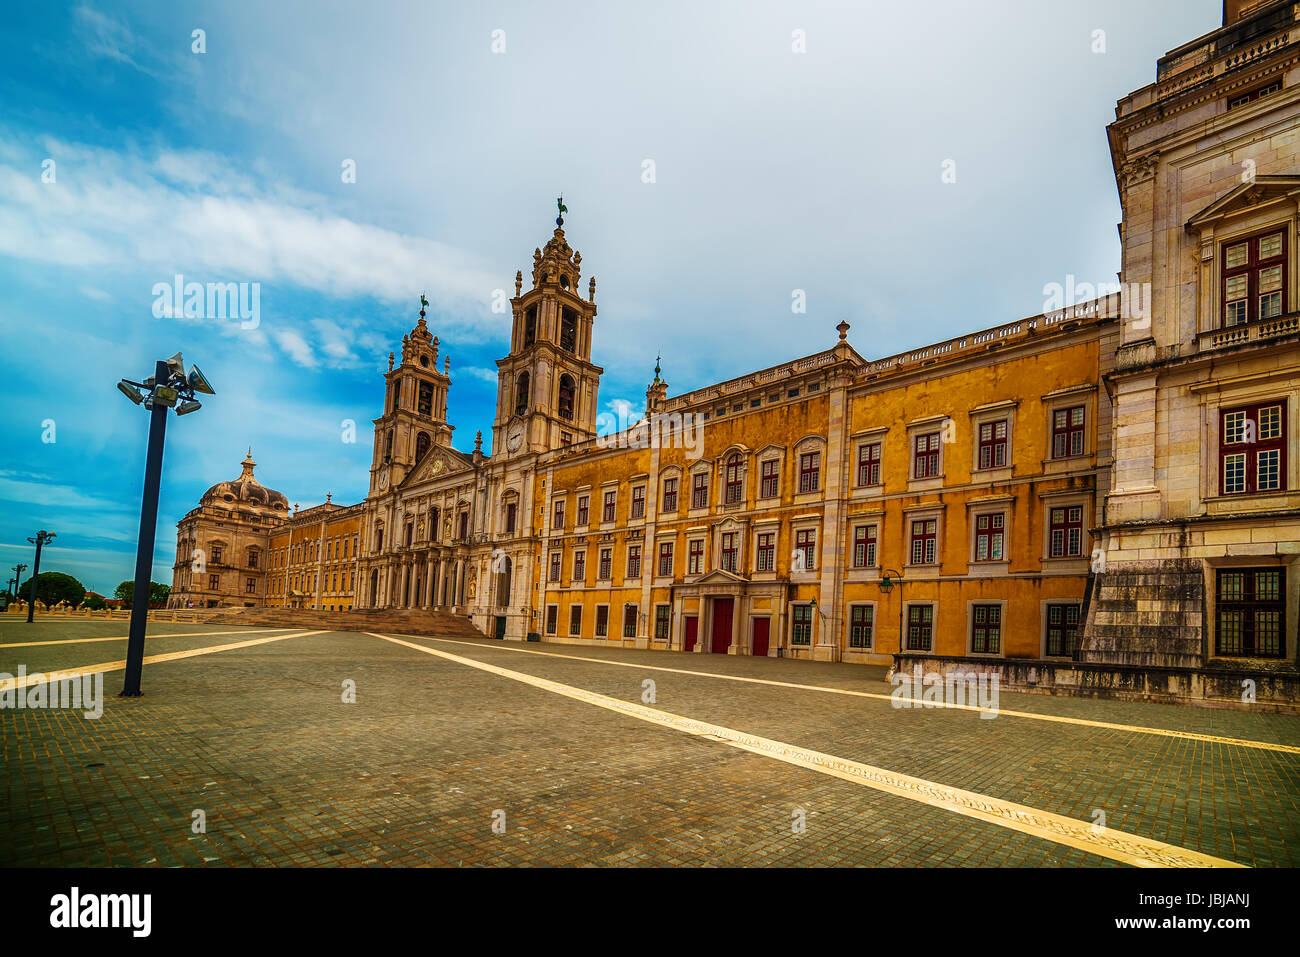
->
<box><xmin>82</xmin><ymin>594</ymin><xmax>107</xmax><ymax>610</ymax></box>
<box><xmin>114</xmin><ymin>580</ymin><xmax>171</xmax><ymax>608</ymax></box>
<box><xmin>19</xmin><ymin>572</ymin><xmax>86</xmax><ymax>609</ymax></box>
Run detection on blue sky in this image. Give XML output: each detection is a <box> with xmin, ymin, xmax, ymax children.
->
<box><xmin>0</xmin><ymin>0</ymin><xmax>1220</xmax><ymax>594</ymax></box>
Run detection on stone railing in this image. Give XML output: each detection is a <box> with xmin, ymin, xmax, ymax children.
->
<box><xmin>1203</xmin><ymin>312</ymin><xmax>1300</xmax><ymax>351</ymax></box>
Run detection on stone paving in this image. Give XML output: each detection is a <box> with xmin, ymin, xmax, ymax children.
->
<box><xmin>1</xmin><ymin>618</ymin><xmax>1297</xmax><ymax>867</ymax></box>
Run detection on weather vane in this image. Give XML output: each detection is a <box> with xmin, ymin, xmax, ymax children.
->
<box><xmin>556</xmin><ymin>195</ymin><xmax>568</xmax><ymax>228</ymax></box>
<box><xmin>419</xmin><ymin>293</ymin><xmax>428</xmax><ymax>318</ymax></box>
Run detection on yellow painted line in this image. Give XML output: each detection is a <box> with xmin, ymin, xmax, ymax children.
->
<box><xmin>0</xmin><ymin>631</ymin><xmax>325</xmax><ymax>691</ymax></box>
<box><xmin>372</xmin><ymin>632</ymin><xmax>1243</xmax><ymax>868</ymax></box>
<box><xmin>0</xmin><ymin>628</ymin><xmax>292</xmax><ymax>649</ymax></box>
<box><xmin>399</xmin><ymin>634</ymin><xmax>1300</xmax><ymax>756</ymax></box>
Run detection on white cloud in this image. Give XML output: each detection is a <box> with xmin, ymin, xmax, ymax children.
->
<box><xmin>0</xmin><ymin>139</ymin><xmax>503</xmax><ymax>329</ymax></box>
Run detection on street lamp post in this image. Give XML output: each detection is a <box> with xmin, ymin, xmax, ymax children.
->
<box><xmin>877</xmin><ymin>568</ymin><xmax>904</xmax><ymax>671</ymax></box>
<box><xmin>10</xmin><ymin>563</ymin><xmax>27</xmax><ymax>604</ymax></box>
<box><xmin>25</xmin><ymin>532</ymin><xmax>55</xmax><ymax>622</ymax></box>
<box><xmin>117</xmin><ymin>352</ymin><xmax>215</xmax><ymax>697</ymax></box>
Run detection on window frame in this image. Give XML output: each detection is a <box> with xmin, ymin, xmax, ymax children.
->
<box><xmin>1214</xmin><ymin>566</ymin><xmax>1286</xmax><ymax>659</ymax></box>
<box><xmin>1219</xmin><ymin>400</ymin><xmax>1288</xmax><ymax>496</ymax></box>
<box><xmin>1221</xmin><ymin>226</ymin><xmax>1288</xmax><ymax>327</ymax></box>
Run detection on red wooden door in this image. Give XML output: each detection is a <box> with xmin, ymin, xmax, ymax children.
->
<box><xmin>752</xmin><ymin>618</ymin><xmax>770</xmax><ymax>657</ymax></box>
<box><xmin>711</xmin><ymin>598</ymin><xmax>733</xmax><ymax>654</ymax></box>
<box><xmin>684</xmin><ymin>617</ymin><xmax>698</xmax><ymax>652</ymax></box>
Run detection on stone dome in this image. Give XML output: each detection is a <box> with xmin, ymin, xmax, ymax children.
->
<box><xmin>200</xmin><ymin>450</ymin><xmax>289</xmax><ymax>512</ymax></box>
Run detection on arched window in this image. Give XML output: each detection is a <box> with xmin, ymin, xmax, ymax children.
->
<box><xmin>558</xmin><ymin>374</ymin><xmax>575</xmax><ymax>420</ymax></box>
<box><xmin>416</xmin><ymin>431</ymin><xmax>431</xmax><ymax>462</ymax></box>
<box><xmin>515</xmin><ymin>371</ymin><xmax>530</xmax><ymax>416</ymax></box>
<box><xmin>375</xmin><ymin>523</ymin><xmax>385</xmax><ymax>551</ymax></box>
<box><xmin>524</xmin><ymin>306</ymin><xmax>537</xmax><ymax>348</ymax></box>
<box><xmin>725</xmin><ymin>454</ymin><xmax>743</xmax><ymax>504</ymax></box>
<box><xmin>560</xmin><ymin>308</ymin><xmax>577</xmax><ymax>352</ymax></box>
<box><xmin>418</xmin><ymin>381</ymin><xmax>433</xmax><ymax>417</ymax></box>
<box><xmin>384</xmin><ymin>429</ymin><xmax>393</xmax><ymax>460</ymax></box>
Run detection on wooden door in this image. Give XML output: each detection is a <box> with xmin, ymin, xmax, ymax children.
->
<box><xmin>711</xmin><ymin>598</ymin><xmax>733</xmax><ymax>654</ymax></box>
<box><xmin>752</xmin><ymin>617</ymin><xmax>770</xmax><ymax>657</ymax></box>
<box><xmin>684</xmin><ymin>616</ymin><xmax>698</xmax><ymax>652</ymax></box>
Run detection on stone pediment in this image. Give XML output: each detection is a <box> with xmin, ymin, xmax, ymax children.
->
<box><xmin>1186</xmin><ymin>176</ymin><xmax>1300</xmax><ymax>229</ymax></box>
<box><xmin>401</xmin><ymin>445</ymin><xmax>473</xmax><ymax>488</ymax></box>
<box><xmin>689</xmin><ymin>568</ymin><xmax>749</xmax><ymax>585</ymax></box>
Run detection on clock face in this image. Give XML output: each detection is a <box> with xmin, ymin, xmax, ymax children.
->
<box><xmin>507</xmin><ymin>424</ymin><xmax>524</xmax><ymax>452</ymax></box>
<box><xmin>378</xmin><ymin>468</ymin><xmax>389</xmax><ymax>489</ymax></box>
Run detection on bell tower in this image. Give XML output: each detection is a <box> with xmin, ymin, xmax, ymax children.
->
<box><xmin>492</xmin><ymin>199</ymin><xmax>604</xmax><ymax>459</ymax></box>
<box><xmin>369</xmin><ymin>297</ymin><xmax>454</xmax><ymax>495</ymax></box>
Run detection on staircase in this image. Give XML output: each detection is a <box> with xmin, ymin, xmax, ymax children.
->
<box><xmin>207</xmin><ymin>606</ymin><xmax>485</xmax><ymax>640</ymax></box>
<box><xmin>1078</xmin><ymin>559</ymin><xmax>1205</xmax><ymax>669</ymax></box>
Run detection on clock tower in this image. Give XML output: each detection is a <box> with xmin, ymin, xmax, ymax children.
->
<box><xmin>369</xmin><ymin>298</ymin><xmax>454</xmax><ymax>495</ymax></box>
<box><xmin>492</xmin><ymin>201</ymin><xmax>603</xmax><ymax>459</ymax></box>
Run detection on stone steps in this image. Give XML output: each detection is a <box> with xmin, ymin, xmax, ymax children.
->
<box><xmin>207</xmin><ymin>606</ymin><xmax>485</xmax><ymax>639</ymax></box>
<box><xmin>1078</xmin><ymin>560</ymin><xmax>1205</xmax><ymax>669</ymax></box>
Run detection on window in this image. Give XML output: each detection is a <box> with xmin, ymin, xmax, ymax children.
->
<box><xmin>760</xmin><ymin>459</ymin><xmax>779</xmax><ymax>498</ymax></box>
<box><xmin>799</xmin><ymin>451</ymin><xmax>821</xmax><ymax>492</ymax></box>
<box><xmin>658</xmin><ymin>541</ymin><xmax>674</xmax><ymax>576</ymax></box>
<box><xmin>458</xmin><ymin>513</ymin><xmax>468</xmax><ymax>540</ymax></box>
<box><xmin>595</xmin><ymin>605</ymin><xmax>609</xmax><ymax>638</ymax></box>
<box><xmin>692</xmin><ymin>473</ymin><xmax>708</xmax><ymax>509</ymax></box>
<box><xmin>795</xmin><ymin>528</ymin><xmax>817</xmax><ymax>571</ymax></box>
<box><xmin>246</xmin><ymin>578</ymin><xmax>256</xmax><ymax>594</ymax></box>
<box><xmin>852</xmin><ymin>524</ymin><xmax>877</xmax><ymax>568</ymax></box>
<box><xmin>1048</xmin><ymin>506</ymin><xmax>1084</xmax><ymax>558</ymax></box>
<box><xmin>1220</xmin><ymin>402</ymin><xmax>1287</xmax><ymax>495</ymax></box>
<box><xmin>573</xmin><ymin>550</ymin><xmax>586</xmax><ymax>581</ymax></box>
<box><xmin>724</xmin><ymin>455</ymin><xmax>743</xmax><ymax>504</ymax></box>
<box><xmin>211</xmin><ymin>546</ymin><xmax>223</xmax><ymax>565</ymax></box>
<box><xmin>553</xmin><ymin>500</ymin><xmax>565</xmax><ymax>529</ymax></box>
<box><xmin>654</xmin><ymin>605</ymin><xmax>670</xmax><ymax>640</ymax></box>
<box><xmin>1228</xmin><ymin>79</ymin><xmax>1282</xmax><ymax>109</ymax></box>
<box><xmin>662</xmin><ymin>478</ymin><xmax>678</xmax><ymax>512</ymax></box>
<box><xmin>688</xmin><ymin>539</ymin><xmax>704</xmax><ymax>575</ymax></box>
<box><xmin>857</xmin><ymin>442</ymin><xmax>881</xmax><ymax>486</ymax></box>
<box><xmin>247</xmin><ymin>548</ymin><xmax>259</xmax><ymax>568</ymax></box>
<box><xmin>630</xmin><ymin>485</ymin><xmax>646</xmax><ymax>519</ymax></box>
<box><xmin>1216</xmin><ymin>568</ymin><xmax>1285</xmax><ymax>658</ymax></box>
<box><xmin>545</xmin><ymin>605</ymin><xmax>558</xmax><ymax>635</ymax></box>
<box><xmin>515</xmin><ymin>371</ymin><xmax>530</xmax><ymax>416</ymax></box>
<box><xmin>576</xmin><ymin>496</ymin><xmax>589</xmax><ymax>525</ymax></box>
<box><xmin>603</xmin><ymin>491</ymin><xmax>616</xmax><ymax>523</ymax></box>
<box><xmin>791</xmin><ymin>605</ymin><xmax>813</xmax><ymax>645</ymax></box>
<box><xmin>1051</xmin><ymin>406</ymin><xmax>1085</xmax><ymax>458</ymax></box>
<box><xmin>626</xmin><ymin>545</ymin><xmax>642</xmax><ymax>578</ymax></box>
<box><xmin>623</xmin><ymin>604</ymin><xmax>638</xmax><ymax>638</ymax></box>
<box><xmin>1046</xmin><ymin>604</ymin><xmax>1081</xmax><ymax>657</ymax></box>
<box><xmin>598</xmin><ymin>548</ymin><xmax>612</xmax><ymax>580</ymax></box>
<box><xmin>560</xmin><ymin>431</ymin><xmax>573</xmax><ymax>446</ymax></box>
<box><xmin>1223</xmin><ymin>229</ymin><xmax>1288</xmax><ymax>326</ymax></box>
<box><xmin>977</xmin><ymin>420</ymin><xmax>1008</xmax><ymax>469</ymax></box>
<box><xmin>549</xmin><ymin>552</ymin><xmax>561</xmax><ymax>582</ymax></box>
<box><xmin>910</xmin><ymin>519</ymin><xmax>938</xmax><ymax>565</ymax></box>
<box><xmin>913</xmin><ymin>433</ymin><xmax>940</xmax><ymax>478</ymax></box>
<box><xmin>418</xmin><ymin>382</ymin><xmax>433</xmax><ymax>417</ymax></box>
<box><xmin>906</xmin><ymin>605</ymin><xmax>934</xmax><ymax>651</ymax></box>
<box><xmin>523</xmin><ymin>307</ymin><xmax>537</xmax><ymax>347</ymax></box>
<box><xmin>569</xmin><ymin>605</ymin><xmax>582</xmax><ymax>636</ymax></box>
<box><xmin>505</xmin><ymin>502</ymin><xmax>517</xmax><ymax>534</ymax></box>
<box><xmin>974</xmin><ymin>512</ymin><xmax>1005</xmax><ymax>562</ymax></box>
<box><xmin>971</xmin><ymin>604</ymin><xmax>1001</xmax><ymax>654</ymax></box>
<box><xmin>209</xmin><ymin>574</ymin><xmax>220</xmax><ymax>590</ymax></box>
<box><xmin>849</xmin><ymin>606</ymin><xmax>873</xmax><ymax>649</ymax></box>
<box><xmin>756</xmin><ymin>532</ymin><xmax>775</xmax><ymax>572</ymax></box>
<box><xmin>720</xmin><ymin>532</ymin><xmax>738</xmax><ymax>572</ymax></box>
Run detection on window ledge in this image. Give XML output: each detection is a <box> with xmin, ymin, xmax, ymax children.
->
<box><xmin>966</xmin><ymin>561</ymin><xmax>1010</xmax><ymax>577</ymax></box>
<box><xmin>907</xmin><ymin>476</ymin><xmax>945</xmax><ymax>493</ymax></box>
<box><xmin>971</xmin><ymin>466</ymin><xmax>1014</xmax><ymax>483</ymax></box>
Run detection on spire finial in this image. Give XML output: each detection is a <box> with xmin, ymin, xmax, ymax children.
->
<box><xmin>326</xmin><ymin>491</ymin><xmax>332</xmax><ymax>504</ymax></box>
<box><xmin>555</xmin><ymin>194</ymin><xmax>568</xmax><ymax>228</ymax></box>
<box><xmin>474</xmin><ymin>430</ymin><xmax>483</xmax><ymax>453</ymax></box>
<box><xmin>836</xmin><ymin>319</ymin><xmax>851</xmax><ymax>342</ymax></box>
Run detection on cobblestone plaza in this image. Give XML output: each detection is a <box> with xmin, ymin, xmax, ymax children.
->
<box><xmin>3</xmin><ymin>617</ymin><xmax>1296</xmax><ymax>868</ymax></box>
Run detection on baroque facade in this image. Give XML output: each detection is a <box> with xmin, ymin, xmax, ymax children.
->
<box><xmin>170</xmin><ymin>0</ymin><xmax>1299</xmax><ymax>692</ymax></box>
